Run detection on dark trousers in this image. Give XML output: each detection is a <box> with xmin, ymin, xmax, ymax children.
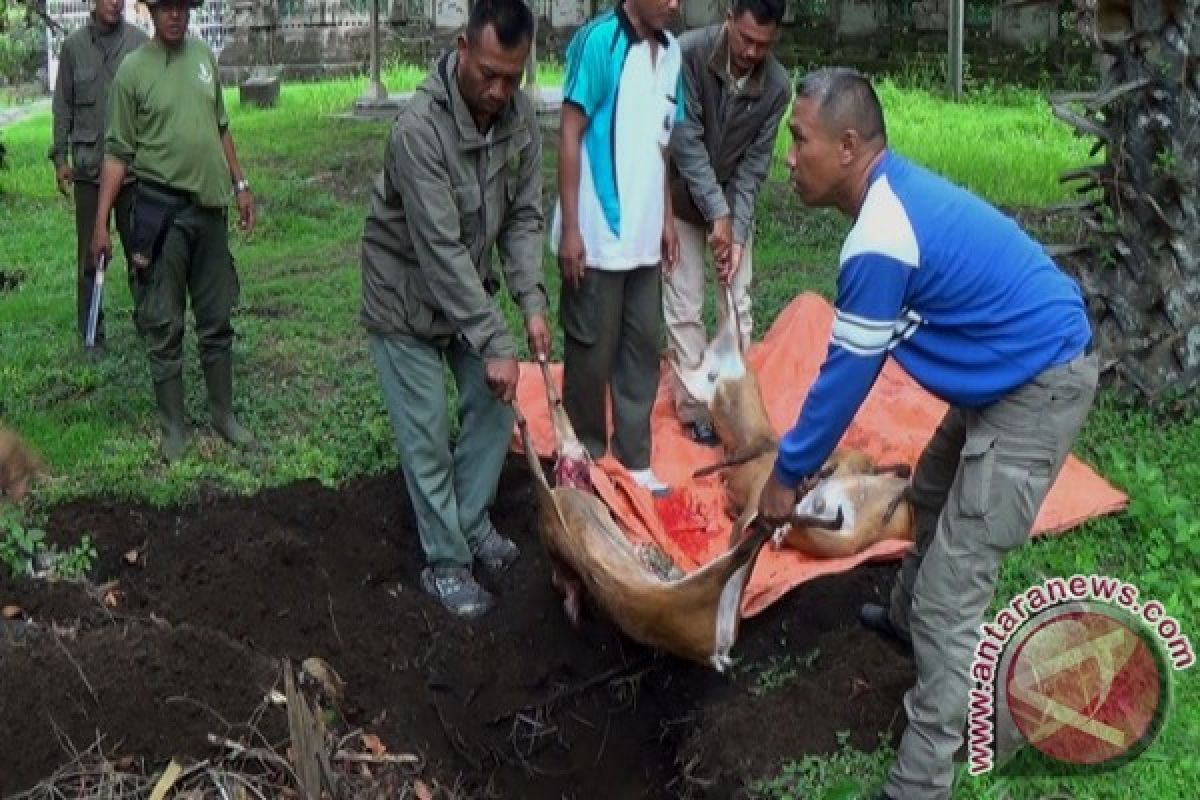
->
<box><xmin>74</xmin><ymin>181</ymin><xmax>135</xmax><ymax>344</ymax></box>
<box><xmin>560</xmin><ymin>264</ymin><xmax>662</xmax><ymax>470</ymax></box>
<box><xmin>134</xmin><ymin>202</ymin><xmax>238</xmax><ymax>384</ymax></box>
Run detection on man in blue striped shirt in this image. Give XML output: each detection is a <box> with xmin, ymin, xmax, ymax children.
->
<box><xmin>758</xmin><ymin>69</ymin><xmax>1099</xmax><ymax>800</ymax></box>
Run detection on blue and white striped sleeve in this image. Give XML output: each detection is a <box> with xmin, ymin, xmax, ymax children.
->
<box><xmin>774</xmin><ymin>252</ymin><xmax>911</xmax><ymax>487</ymax></box>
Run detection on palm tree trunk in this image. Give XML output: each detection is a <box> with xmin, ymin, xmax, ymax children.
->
<box><xmin>1052</xmin><ymin>0</ymin><xmax>1199</xmax><ymax>400</ymax></box>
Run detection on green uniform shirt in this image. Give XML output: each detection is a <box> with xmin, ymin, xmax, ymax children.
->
<box><xmin>106</xmin><ymin>37</ymin><xmax>232</xmax><ymax>208</ymax></box>
<box><xmin>49</xmin><ymin>16</ymin><xmax>148</xmax><ymax>181</ymax></box>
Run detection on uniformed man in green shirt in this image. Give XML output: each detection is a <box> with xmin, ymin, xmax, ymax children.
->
<box><xmin>49</xmin><ymin>0</ymin><xmax>147</xmax><ymax>354</ymax></box>
<box><xmin>91</xmin><ymin>0</ymin><xmax>256</xmax><ymax>463</ymax></box>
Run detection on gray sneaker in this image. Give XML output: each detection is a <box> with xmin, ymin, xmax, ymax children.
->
<box><xmin>472</xmin><ymin>529</ymin><xmax>520</xmax><ymax>572</ymax></box>
<box><xmin>420</xmin><ymin>565</ymin><xmax>495</xmax><ymax>619</ymax></box>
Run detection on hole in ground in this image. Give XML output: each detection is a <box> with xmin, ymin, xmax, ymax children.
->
<box><xmin>0</xmin><ymin>459</ymin><xmax>913</xmax><ymax>798</ymax></box>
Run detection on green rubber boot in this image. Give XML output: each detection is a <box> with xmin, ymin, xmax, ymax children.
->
<box><xmin>153</xmin><ymin>378</ymin><xmax>188</xmax><ymax>463</ymax></box>
<box><xmin>203</xmin><ymin>356</ymin><xmax>254</xmax><ymax>447</ymax></box>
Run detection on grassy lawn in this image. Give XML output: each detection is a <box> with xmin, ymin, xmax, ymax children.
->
<box><xmin>1</xmin><ymin>66</ymin><xmax>1195</xmax><ymax>799</ymax></box>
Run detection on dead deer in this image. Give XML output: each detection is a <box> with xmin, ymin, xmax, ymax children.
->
<box><xmin>0</xmin><ymin>426</ymin><xmax>44</xmax><ymax>504</ymax></box>
<box><xmin>672</xmin><ymin>290</ymin><xmax>915</xmax><ymax>560</ymax></box>
<box><xmin>518</xmin><ymin>360</ymin><xmax>838</xmax><ymax>672</ymax></box>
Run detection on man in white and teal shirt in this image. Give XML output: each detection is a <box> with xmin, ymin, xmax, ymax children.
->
<box><xmin>552</xmin><ymin>0</ymin><xmax>683</xmax><ymax>495</ymax></box>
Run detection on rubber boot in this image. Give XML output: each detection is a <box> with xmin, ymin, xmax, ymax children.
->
<box><xmin>153</xmin><ymin>378</ymin><xmax>188</xmax><ymax>463</ymax></box>
<box><xmin>203</xmin><ymin>356</ymin><xmax>254</xmax><ymax>446</ymax></box>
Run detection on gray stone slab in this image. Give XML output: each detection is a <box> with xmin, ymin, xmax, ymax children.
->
<box><xmin>340</xmin><ymin>85</ymin><xmax>563</xmax><ymax>123</ymax></box>
<box><xmin>240</xmin><ymin>75</ymin><xmax>282</xmax><ymax>108</ymax></box>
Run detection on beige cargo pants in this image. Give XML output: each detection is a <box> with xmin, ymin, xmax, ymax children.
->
<box><xmin>883</xmin><ymin>350</ymin><xmax>1099</xmax><ymax>800</ymax></box>
<box><xmin>662</xmin><ymin>217</ymin><xmax>754</xmax><ymax>425</ymax></box>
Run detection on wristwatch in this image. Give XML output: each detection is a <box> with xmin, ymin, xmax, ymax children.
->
<box><xmin>233</xmin><ymin>178</ymin><xmax>251</xmax><ymax>193</ymax></box>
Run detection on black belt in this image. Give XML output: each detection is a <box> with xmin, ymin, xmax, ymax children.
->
<box><xmin>137</xmin><ymin>178</ymin><xmax>193</xmax><ymax>204</ymax></box>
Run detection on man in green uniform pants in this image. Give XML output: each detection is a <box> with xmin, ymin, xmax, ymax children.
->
<box><xmin>91</xmin><ymin>0</ymin><xmax>255</xmax><ymax>463</ymax></box>
<box><xmin>49</xmin><ymin>0</ymin><xmax>147</xmax><ymax>354</ymax></box>
<box><xmin>360</xmin><ymin>0</ymin><xmax>548</xmax><ymax>618</ymax></box>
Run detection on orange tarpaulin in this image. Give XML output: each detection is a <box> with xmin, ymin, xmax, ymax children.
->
<box><xmin>513</xmin><ymin>292</ymin><xmax>1128</xmax><ymax>617</ymax></box>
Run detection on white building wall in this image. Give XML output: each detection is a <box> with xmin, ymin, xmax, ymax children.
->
<box><xmin>46</xmin><ymin>0</ymin><xmax>229</xmax><ymax>90</ymax></box>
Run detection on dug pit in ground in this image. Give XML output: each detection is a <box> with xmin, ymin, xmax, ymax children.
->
<box><xmin>0</xmin><ymin>465</ymin><xmax>913</xmax><ymax>798</ymax></box>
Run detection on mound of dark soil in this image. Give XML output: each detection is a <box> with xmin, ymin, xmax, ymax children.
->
<box><xmin>0</xmin><ymin>459</ymin><xmax>913</xmax><ymax>798</ymax></box>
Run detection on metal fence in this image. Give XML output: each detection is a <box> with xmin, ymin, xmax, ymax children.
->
<box><xmin>45</xmin><ymin>0</ymin><xmax>229</xmax><ymax>90</ymax></box>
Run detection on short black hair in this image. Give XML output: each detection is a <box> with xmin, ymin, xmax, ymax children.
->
<box><xmin>732</xmin><ymin>0</ymin><xmax>787</xmax><ymax>27</ymax></box>
<box><xmin>466</xmin><ymin>0</ymin><xmax>535</xmax><ymax>49</ymax></box>
<box><xmin>796</xmin><ymin>67</ymin><xmax>887</xmax><ymax>143</ymax></box>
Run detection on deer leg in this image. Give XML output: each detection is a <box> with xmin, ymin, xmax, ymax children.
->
<box><xmin>873</xmin><ymin>463</ymin><xmax>913</xmax><ymax>480</ymax></box>
<box><xmin>551</xmin><ymin>567</ymin><xmax>583</xmax><ymax>626</ymax></box>
<box><xmin>881</xmin><ymin>486</ymin><xmax>914</xmax><ymax>526</ymax></box>
<box><xmin>790</xmin><ymin>506</ymin><xmax>844</xmax><ymax>531</ymax></box>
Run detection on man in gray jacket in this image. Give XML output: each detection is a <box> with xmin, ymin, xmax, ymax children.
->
<box><xmin>360</xmin><ymin>0</ymin><xmax>548</xmax><ymax>619</ymax></box>
<box><xmin>49</xmin><ymin>0</ymin><xmax>147</xmax><ymax>354</ymax></box>
<box><xmin>666</xmin><ymin>0</ymin><xmax>789</xmax><ymax>444</ymax></box>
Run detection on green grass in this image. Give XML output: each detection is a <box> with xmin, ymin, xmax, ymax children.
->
<box><xmin>767</xmin><ymin>78</ymin><xmax>1099</xmax><ymax>209</ymax></box>
<box><xmin>879</xmin><ymin>79</ymin><xmax>1099</xmax><ymax>208</ymax></box>
<box><xmin>753</xmin><ymin>733</ymin><xmax>895</xmax><ymax>800</ymax></box>
<box><xmin>2</xmin><ymin>70</ymin><xmax>1196</xmax><ymax>799</ymax></box>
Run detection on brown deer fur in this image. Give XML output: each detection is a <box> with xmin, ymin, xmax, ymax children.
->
<box><xmin>517</xmin><ymin>368</ymin><xmax>835</xmax><ymax>672</ymax></box>
<box><xmin>672</xmin><ymin>315</ymin><xmax>914</xmax><ymax>560</ymax></box>
<box><xmin>0</xmin><ymin>426</ymin><xmax>44</xmax><ymax>504</ymax></box>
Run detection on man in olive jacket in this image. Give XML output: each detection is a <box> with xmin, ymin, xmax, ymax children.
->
<box><xmin>49</xmin><ymin>0</ymin><xmax>147</xmax><ymax>353</ymax></box>
<box><xmin>360</xmin><ymin>0</ymin><xmax>549</xmax><ymax>619</ymax></box>
<box><xmin>666</xmin><ymin>0</ymin><xmax>789</xmax><ymax>444</ymax></box>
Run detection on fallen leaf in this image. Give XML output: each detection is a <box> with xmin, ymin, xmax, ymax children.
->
<box><xmin>1</xmin><ymin>604</ymin><xmax>22</xmax><ymax>620</ymax></box>
<box><xmin>112</xmin><ymin>756</ymin><xmax>135</xmax><ymax>770</ymax></box>
<box><xmin>103</xmin><ymin>588</ymin><xmax>123</xmax><ymax>608</ymax></box>
<box><xmin>265</xmin><ymin>688</ymin><xmax>287</xmax><ymax>705</ymax></box>
<box><xmin>123</xmin><ymin>548</ymin><xmax>140</xmax><ymax>566</ymax></box>
<box><xmin>413</xmin><ymin>779</ymin><xmax>434</xmax><ymax>800</ymax></box>
<box><xmin>361</xmin><ymin>732</ymin><xmax>387</xmax><ymax>756</ymax></box>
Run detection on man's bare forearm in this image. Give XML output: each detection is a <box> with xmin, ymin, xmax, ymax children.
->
<box><xmin>557</xmin><ymin>105</ymin><xmax>587</xmax><ymax>232</ymax></box>
<box><xmin>94</xmin><ymin>157</ymin><xmax>129</xmax><ymax>228</ymax></box>
<box><xmin>220</xmin><ymin>129</ymin><xmax>246</xmax><ymax>184</ymax></box>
